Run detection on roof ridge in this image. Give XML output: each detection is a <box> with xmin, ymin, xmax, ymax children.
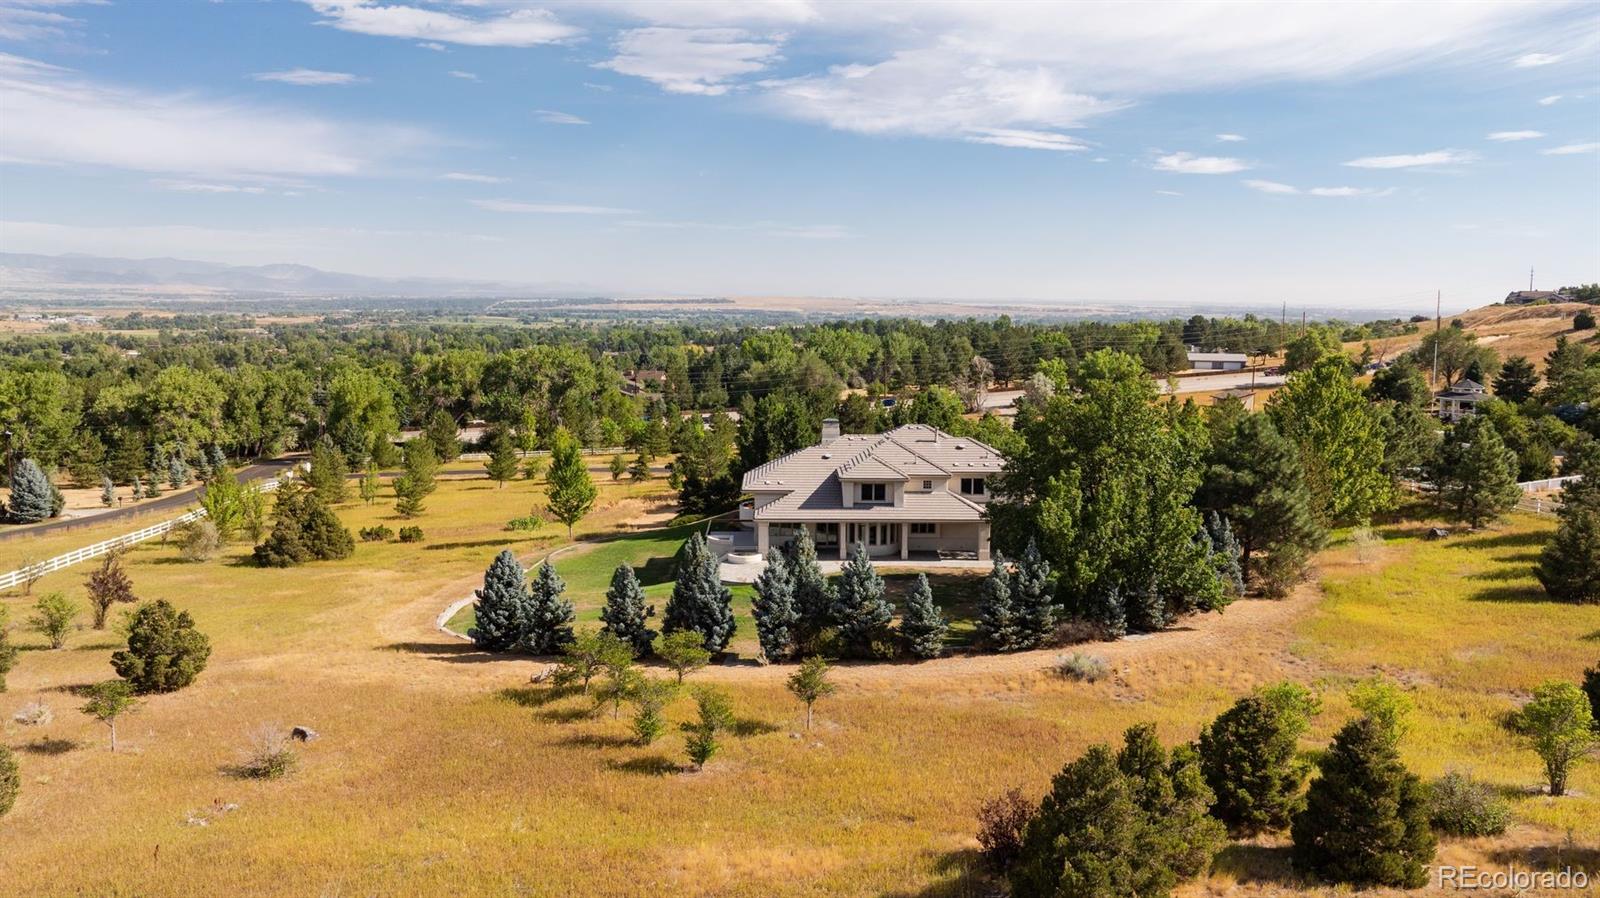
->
<box><xmin>839</xmin><ymin>433</ymin><xmax>908</xmax><ymax>478</ymax></box>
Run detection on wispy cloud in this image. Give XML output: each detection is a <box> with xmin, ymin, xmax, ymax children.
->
<box><xmin>965</xmin><ymin>129</ymin><xmax>1088</xmax><ymax>152</ymax></box>
<box><xmin>417</xmin><ymin>41</ymin><xmax>446</xmax><ymax>52</ymax></box>
<box><xmin>1215</xmin><ymin>133</ymin><xmax>1246</xmax><ymax>142</ymax></box>
<box><xmin>151</xmin><ymin>179</ymin><xmax>268</xmax><ymax>195</ymax></box>
<box><xmin>597</xmin><ymin>27</ymin><xmax>780</xmax><ymax>96</ymax></box>
<box><xmin>1242</xmin><ymin>179</ymin><xmax>1298</xmax><ymax>194</ymax></box>
<box><xmin>0</xmin><ymin>0</ymin><xmax>92</xmax><ymax>42</ymax></box>
<box><xmin>1243</xmin><ymin>179</ymin><xmax>1393</xmax><ymax>197</ymax></box>
<box><xmin>441</xmin><ymin>172</ymin><xmax>505</xmax><ymax>183</ymax></box>
<box><xmin>1512</xmin><ymin>52</ymin><xmax>1562</xmax><ymax>67</ymax></box>
<box><xmin>1154</xmin><ymin>189</ymin><xmax>1183</xmax><ymax>197</ymax></box>
<box><xmin>302</xmin><ymin>1</ymin><xmax>576</xmax><ymax>47</ymax></box>
<box><xmin>1538</xmin><ymin>94</ymin><xmax>1563</xmax><ymax>106</ymax></box>
<box><xmin>472</xmin><ymin>199</ymin><xmax>637</xmax><ymax>215</ymax></box>
<box><xmin>1486</xmin><ymin>130</ymin><xmax>1545</xmax><ymax>141</ymax></box>
<box><xmin>619</xmin><ymin>218</ymin><xmax>850</xmax><ymax>240</ymax></box>
<box><xmin>1154</xmin><ymin>151</ymin><xmax>1250</xmax><ymax>174</ymax></box>
<box><xmin>535</xmin><ymin>109</ymin><xmax>589</xmax><ymax>125</ymax></box>
<box><xmin>1343</xmin><ymin>149</ymin><xmax>1476</xmax><ymax>169</ymax></box>
<box><xmin>447</xmin><ymin>70</ymin><xmax>479</xmax><ymax>81</ymax></box>
<box><xmin>253</xmin><ymin>68</ymin><xmax>363</xmax><ymax>86</ymax></box>
<box><xmin>1543</xmin><ymin>142</ymin><xmax>1600</xmax><ymax>155</ymax></box>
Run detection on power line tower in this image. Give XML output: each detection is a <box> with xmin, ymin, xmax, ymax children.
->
<box><xmin>1529</xmin><ymin>265</ymin><xmax>1535</xmax><ymax>291</ymax></box>
<box><xmin>1431</xmin><ymin>290</ymin><xmax>1441</xmax><ymax>388</ymax></box>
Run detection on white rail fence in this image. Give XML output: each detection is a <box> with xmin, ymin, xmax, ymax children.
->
<box><xmin>1518</xmin><ymin>474</ymin><xmax>1583</xmax><ymax>494</ymax></box>
<box><xmin>0</xmin><ymin>474</ymin><xmax>291</xmax><ymax>592</ymax></box>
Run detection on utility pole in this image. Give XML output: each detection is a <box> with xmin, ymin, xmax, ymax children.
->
<box><xmin>1301</xmin><ymin>310</ymin><xmax>1307</xmax><ymax>333</ymax></box>
<box><xmin>1529</xmin><ymin>265</ymin><xmax>1535</xmax><ymax>291</ymax></box>
<box><xmin>1431</xmin><ymin>289</ymin><xmax>1441</xmax><ymax>388</ymax></box>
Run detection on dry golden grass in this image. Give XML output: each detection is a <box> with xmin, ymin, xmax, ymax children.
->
<box><xmin>1</xmin><ymin>471</ymin><xmax>1597</xmax><ymax>896</ymax></box>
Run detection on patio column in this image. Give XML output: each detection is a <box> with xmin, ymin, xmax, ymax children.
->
<box><xmin>757</xmin><ymin>521</ymin><xmax>770</xmax><ymax>556</ymax></box>
<box><xmin>839</xmin><ymin>522</ymin><xmax>848</xmax><ymax>559</ymax></box>
<box><xmin>900</xmin><ymin>523</ymin><xmax>909</xmax><ymax>560</ymax></box>
<box><xmin>976</xmin><ymin>522</ymin><xmax>991</xmax><ymax>561</ymax></box>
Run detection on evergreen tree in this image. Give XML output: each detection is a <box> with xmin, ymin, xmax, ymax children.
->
<box><xmin>110</xmin><ymin>599</ymin><xmax>212</xmax><ymax>694</ymax></box>
<box><xmin>1536</xmin><ymin>486</ymin><xmax>1600</xmax><ymax>604</ymax></box>
<box><xmin>468</xmin><ymin>549</ymin><xmax>531</xmax><ymax>652</ymax></box>
<box><xmin>0</xmin><ymin>744</ymin><xmax>15</xmax><ymax>818</ymax></box>
<box><xmin>484</xmin><ymin>429</ymin><xmax>520</xmax><ymax>488</ymax></box>
<box><xmin>6</xmin><ymin>458</ymin><xmax>55</xmax><ymax>523</ymax></box>
<box><xmin>0</xmin><ymin>609</ymin><xmax>18</xmax><ymax>693</ymax></box>
<box><xmin>832</xmin><ymin>542</ymin><xmax>895</xmax><ymax>658</ymax></box>
<box><xmin>1198</xmin><ymin>694</ymin><xmax>1313</xmax><ymax>835</ymax></box>
<box><xmin>193</xmin><ymin>451</ymin><xmax>212</xmax><ymax>483</ymax></box>
<box><xmin>209</xmin><ymin>444</ymin><xmax>227</xmax><ymax>473</ymax></box>
<box><xmin>520</xmin><ymin>560</ymin><xmax>575</xmax><ymax>654</ymax></box>
<box><xmin>627</xmin><ymin>451</ymin><xmax>652</xmax><ymax>482</ymax></box>
<box><xmin>1125</xmin><ymin>574</ymin><xmax>1168</xmax><ymax>633</ymax></box>
<box><xmin>1206</xmin><ymin>512</ymin><xmax>1245</xmax><ymax>596</ymax></box>
<box><xmin>783</xmin><ymin>527</ymin><xmax>835</xmax><ymax>643</ymax></box>
<box><xmin>393</xmin><ymin>437</ymin><xmax>438</xmax><ymax>518</ymax></box>
<box><xmin>609</xmin><ymin>452</ymin><xmax>627</xmax><ymax>481</ymax></box>
<box><xmin>662</xmin><ymin>532</ymin><xmax>736</xmax><ymax>653</ymax></box>
<box><xmin>751</xmin><ymin>549</ymin><xmax>799</xmax><ymax>662</ymax></box>
<box><xmin>600</xmin><ymin>563</ymin><xmax>656</xmax><ymax>656</ymax></box>
<box><xmin>977</xmin><ymin>553</ymin><xmax>1025</xmax><ymax>651</ymax></box>
<box><xmin>252</xmin><ymin>481</ymin><xmax>354</xmax><ymax>566</ymax></box>
<box><xmin>1197</xmin><ymin>413</ymin><xmax>1325</xmax><ymax>584</ymax></box>
<box><xmin>1073</xmin><ymin>578</ymin><xmax>1127</xmax><ymax>638</ymax></box>
<box><xmin>897</xmin><ymin>572</ymin><xmax>948</xmax><ymax>659</ymax></box>
<box><xmin>167</xmin><ymin>453</ymin><xmax>189</xmax><ymax>490</ymax></box>
<box><xmin>424</xmin><ymin>408</ymin><xmax>461</xmax><ymax>461</ymax></box>
<box><xmin>100</xmin><ymin>474</ymin><xmax>115</xmax><ymax>507</ymax></box>
<box><xmin>1012</xmin><ymin>537</ymin><xmax>1055</xmax><ymax>647</ymax></box>
<box><xmin>1429</xmin><ymin>416</ymin><xmax>1520</xmax><ymax>528</ymax></box>
<box><xmin>307</xmin><ymin>437</ymin><xmax>349</xmax><ymax>504</ymax></box>
<box><xmin>1493</xmin><ymin>356</ymin><xmax>1539</xmax><ymax>403</ymax></box>
<box><xmin>545</xmin><ymin>427</ymin><xmax>597</xmax><ymax>538</ymax></box>
<box><xmin>1291</xmin><ymin>716</ymin><xmax>1435</xmax><ymax>888</ymax></box>
<box><xmin>131</xmin><ymin>476</ymin><xmax>143</xmax><ymax>500</ymax></box>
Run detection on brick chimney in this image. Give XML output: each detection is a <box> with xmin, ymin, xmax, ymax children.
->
<box><xmin>819</xmin><ymin>418</ymin><xmax>842</xmax><ymax>443</ymax></box>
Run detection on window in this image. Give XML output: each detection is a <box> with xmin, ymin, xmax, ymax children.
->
<box><xmin>921</xmin><ymin>480</ymin><xmax>933</xmax><ymax>491</ymax></box>
<box><xmin>859</xmin><ymin>482</ymin><xmax>887</xmax><ymax>502</ymax></box>
<box><xmin>910</xmin><ymin>522</ymin><xmax>937</xmax><ymax>535</ymax></box>
<box><xmin>814</xmin><ymin>523</ymin><xmax>839</xmax><ymax>546</ymax></box>
<box><xmin>960</xmin><ymin>477</ymin><xmax>986</xmax><ymax>496</ymax></box>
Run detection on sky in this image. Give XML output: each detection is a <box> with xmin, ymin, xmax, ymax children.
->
<box><xmin>0</xmin><ymin>0</ymin><xmax>1597</xmax><ymax>312</ymax></box>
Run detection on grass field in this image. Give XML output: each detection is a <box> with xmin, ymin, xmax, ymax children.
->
<box><xmin>1</xmin><ymin>468</ymin><xmax>1597</xmax><ymax>897</ymax></box>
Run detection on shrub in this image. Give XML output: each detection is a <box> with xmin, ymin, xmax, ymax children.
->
<box><xmin>238</xmin><ymin>725</ymin><xmax>297</xmax><ymax>779</ymax></box>
<box><xmin>1576</xmin><ymin>309</ymin><xmax>1596</xmax><ymax>331</ymax></box>
<box><xmin>505</xmin><ymin>514</ymin><xmax>544</xmax><ymax>532</ymax></box>
<box><xmin>1427</xmin><ymin>772</ymin><xmax>1510</xmax><ymax>837</ymax></box>
<box><xmin>1504</xmin><ymin>681</ymin><xmax>1598</xmax><ymax>796</ymax></box>
<box><xmin>976</xmin><ymin>787</ymin><xmax>1035</xmax><ymax>871</ymax></box>
<box><xmin>29</xmin><ymin>592</ymin><xmax>78</xmax><ymax>650</ymax></box>
<box><xmin>358</xmin><ymin>525</ymin><xmax>394</xmax><ymax>542</ymax></box>
<box><xmin>1053</xmin><ymin>652</ymin><xmax>1108</xmax><ymax>682</ymax></box>
<box><xmin>1350</xmin><ymin>526</ymin><xmax>1383</xmax><ymax>565</ymax></box>
<box><xmin>178</xmin><ymin>519</ymin><xmax>222</xmax><ymax>562</ymax></box>
<box><xmin>680</xmin><ymin>686</ymin><xmax>734</xmax><ymax>770</ymax></box>
<box><xmin>111</xmin><ymin>599</ymin><xmax>211</xmax><ymax>693</ymax></box>
<box><xmin>253</xmin><ymin>482</ymin><xmax>354</xmax><ymax>567</ymax></box>
<box><xmin>85</xmin><ymin>551</ymin><xmax>135</xmax><ymax>630</ymax></box>
<box><xmin>629</xmin><ymin>676</ymin><xmax>678</xmax><ymax>745</ymax></box>
<box><xmin>12</xmin><ymin>701</ymin><xmax>52</xmax><ymax>727</ymax></box>
<box><xmin>397</xmin><ymin>526</ymin><xmax>424</xmax><ymax>543</ymax></box>
<box><xmin>0</xmin><ymin>609</ymin><xmax>17</xmax><ymax>692</ymax></box>
<box><xmin>0</xmin><ymin>745</ymin><xmax>17</xmax><ymax>817</ymax></box>
<box><xmin>1198</xmin><ymin>692</ymin><xmax>1313</xmax><ymax>835</ymax></box>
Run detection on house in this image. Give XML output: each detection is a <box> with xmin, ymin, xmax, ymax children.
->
<box><xmin>622</xmin><ymin>369</ymin><xmax>668</xmax><ymax>397</ymax></box>
<box><xmin>1211</xmin><ymin>388</ymin><xmax>1257</xmax><ymax>410</ymax></box>
<box><xmin>1187</xmin><ymin>351</ymin><xmax>1248</xmax><ymax>371</ymax></box>
<box><xmin>1434</xmin><ymin>379</ymin><xmax>1491</xmax><ymax>422</ymax></box>
<box><xmin>740</xmin><ymin>420</ymin><xmax>1004</xmax><ymax>561</ymax></box>
<box><xmin>1504</xmin><ymin>290</ymin><xmax>1571</xmax><ymax>305</ymax></box>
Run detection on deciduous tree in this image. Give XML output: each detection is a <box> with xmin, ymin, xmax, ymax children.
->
<box><xmin>1505</xmin><ymin>681</ymin><xmax>1598</xmax><ymax>797</ymax></box>
<box><xmin>85</xmin><ymin>551</ymin><xmax>135</xmax><ymax>630</ymax></box>
<box><xmin>545</xmin><ymin>427</ymin><xmax>596</xmax><ymax>538</ymax></box>
<box><xmin>787</xmin><ymin>655</ymin><xmax>836</xmax><ymax>731</ymax></box>
<box><xmin>1268</xmin><ymin>357</ymin><xmax>1391</xmax><ymax>525</ymax></box>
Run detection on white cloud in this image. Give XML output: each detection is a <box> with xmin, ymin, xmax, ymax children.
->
<box><xmin>1343</xmin><ymin>149</ymin><xmax>1476</xmax><ymax>169</ymax></box>
<box><xmin>441</xmin><ymin>172</ymin><xmax>505</xmax><ymax>183</ymax></box>
<box><xmin>0</xmin><ymin>0</ymin><xmax>92</xmax><ymax>41</ymax></box>
<box><xmin>1242</xmin><ymin>179</ymin><xmax>1299</xmax><ymax>194</ymax></box>
<box><xmin>302</xmin><ymin>1</ymin><xmax>577</xmax><ymax>47</ymax></box>
<box><xmin>1154</xmin><ymin>189</ymin><xmax>1183</xmax><ymax>196</ymax></box>
<box><xmin>1486</xmin><ymin>130</ymin><xmax>1545</xmax><ymax>141</ymax></box>
<box><xmin>965</xmin><ymin>128</ymin><xmax>1088</xmax><ymax>151</ymax></box>
<box><xmin>1215</xmin><ymin>133</ymin><xmax>1246</xmax><ymax>142</ymax></box>
<box><xmin>535</xmin><ymin>109</ymin><xmax>590</xmax><ymax>125</ymax></box>
<box><xmin>596</xmin><ymin>27</ymin><xmax>780</xmax><ymax>95</ymax></box>
<box><xmin>1153</xmin><ymin>151</ymin><xmax>1249</xmax><ymax>174</ymax></box>
<box><xmin>1513</xmin><ymin>52</ymin><xmax>1562</xmax><ymax>67</ymax></box>
<box><xmin>618</xmin><ymin>217</ymin><xmax>850</xmax><ymax>239</ymax></box>
<box><xmin>417</xmin><ymin>41</ymin><xmax>446</xmax><ymax>52</ymax></box>
<box><xmin>472</xmin><ymin>199</ymin><xmax>638</xmax><ymax>214</ymax></box>
<box><xmin>447</xmin><ymin>70</ymin><xmax>479</xmax><ymax>81</ymax></box>
<box><xmin>151</xmin><ymin>179</ymin><xmax>269</xmax><ymax>195</ymax></box>
<box><xmin>0</xmin><ymin>52</ymin><xmax>426</xmax><ymax>179</ymax></box>
<box><xmin>252</xmin><ymin>68</ymin><xmax>363</xmax><ymax>86</ymax></box>
<box><xmin>1543</xmin><ymin>142</ymin><xmax>1600</xmax><ymax>155</ymax></box>
<box><xmin>1538</xmin><ymin>94</ymin><xmax>1563</xmax><ymax>105</ymax></box>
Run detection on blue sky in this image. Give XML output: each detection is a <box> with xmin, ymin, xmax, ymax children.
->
<box><xmin>1</xmin><ymin>0</ymin><xmax>1597</xmax><ymax>311</ymax></box>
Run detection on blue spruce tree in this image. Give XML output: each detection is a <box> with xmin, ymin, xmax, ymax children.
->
<box><xmin>783</xmin><ymin>527</ymin><xmax>835</xmax><ymax>641</ymax></box>
<box><xmin>898</xmin><ymin>572</ymin><xmax>948</xmax><ymax>659</ymax></box>
<box><xmin>832</xmin><ymin>542</ymin><xmax>895</xmax><ymax>658</ymax></box>
<box><xmin>1013</xmin><ymin>537</ymin><xmax>1055</xmax><ymax>648</ymax></box>
<box><xmin>521</xmin><ymin>560</ymin><xmax>576</xmax><ymax>654</ymax></box>
<box><xmin>1079</xmin><ymin>578</ymin><xmax>1127</xmax><ymax>639</ymax></box>
<box><xmin>751</xmin><ymin>548</ymin><xmax>799</xmax><ymax>662</ymax></box>
<box><xmin>977</xmin><ymin>552</ymin><xmax>1025</xmax><ymax>651</ymax></box>
<box><xmin>468</xmin><ymin>549</ymin><xmax>531</xmax><ymax>652</ymax></box>
<box><xmin>600</xmin><ymin>563</ymin><xmax>656</xmax><ymax>656</ymax></box>
<box><xmin>1207</xmin><ymin>512</ymin><xmax>1246</xmax><ymax>596</ymax></box>
<box><xmin>663</xmin><ymin>532</ymin><xmax>736</xmax><ymax>653</ymax></box>
<box><xmin>6</xmin><ymin>459</ymin><xmax>56</xmax><ymax>523</ymax></box>
<box><xmin>1125</xmin><ymin>574</ymin><xmax>1168</xmax><ymax>633</ymax></box>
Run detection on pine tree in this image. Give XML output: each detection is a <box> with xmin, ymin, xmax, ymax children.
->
<box><xmin>600</xmin><ymin>563</ymin><xmax>656</xmax><ymax>656</ymax></box>
<box><xmin>252</xmin><ymin>481</ymin><xmax>354</xmax><ymax>567</ymax></box>
<box><xmin>663</xmin><ymin>532</ymin><xmax>736</xmax><ymax>653</ymax></box>
<box><xmin>1198</xmin><ymin>694</ymin><xmax>1312</xmax><ymax>835</ymax></box>
<box><xmin>307</xmin><ymin>437</ymin><xmax>349</xmax><ymax>504</ymax></box>
<box><xmin>1198</xmin><ymin>413</ymin><xmax>1326</xmax><ymax>585</ymax></box>
<box><xmin>832</xmin><ymin>542</ymin><xmax>895</xmax><ymax>659</ymax></box>
<box><xmin>6</xmin><ymin>458</ymin><xmax>55</xmax><ymax>523</ymax></box>
<box><xmin>751</xmin><ymin>549</ymin><xmax>799</xmax><ymax>662</ymax></box>
<box><xmin>545</xmin><ymin>428</ymin><xmax>597</xmax><ymax>538</ymax></box>
<box><xmin>1075</xmin><ymin>578</ymin><xmax>1127</xmax><ymax>638</ymax></box>
<box><xmin>111</xmin><ymin>599</ymin><xmax>212</xmax><ymax>693</ymax></box>
<box><xmin>609</xmin><ymin>453</ymin><xmax>627</xmax><ymax>481</ymax></box>
<box><xmin>469</xmin><ymin>549</ymin><xmax>532</xmax><ymax>652</ymax></box>
<box><xmin>1537</xmin><ymin>490</ymin><xmax>1600</xmax><ymax>604</ymax></box>
<box><xmin>131</xmin><ymin>476</ymin><xmax>143</xmax><ymax>500</ymax></box>
<box><xmin>520</xmin><ymin>560</ymin><xmax>575</xmax><ymax>654</ymax></box>
<box><xmin>484</xmin><ymin>429</ymin><xmax>519</xmax><ymax>488</ymax></box>
<box><xmin>393</xmin><ymin>437</ymin><xmax>438</xmax><ymax>518</ymax></box>
<box><xmin>784</xmin><ymin>527</ymin><xmax>835</xmax><ymax>642</ymax></box>
<box><xmin>0</xmin><ymin>610</ymin><xmax>18</xmax><ymax>693</ymax></box>
<box><xmin>100</xmin><ymin>474</ymin><xmax>116</xmax><ymax>507</ymax></box>
<box><xmin>209</xmin><ymin>444</ymin><xmax>227</xmax><ymax>473</ymax></box>
<box><xmin>1493</xmin><ymin>356</ymin><xmax>1539</xmax><ymax>403</ymax></box>
<box><xmin>193</xmin><ymin>451</ymin><xmax>212</xmax><ymax>483</ymax></box>
<box><xmin>167</xmin><ymin>454</ymin><xmax>189</xmax><ymax>489</ymax></box>
<box><xmin>1012</xmin><ymin>537</ymin><xmax>1055</xmax><ymax>648</ymax></box>
<box><xmin>977</xmin><ymin>553</ymin><xmax>1025</xmax><ymax>651</ymax></box>
<box><xmin>898</xmin><ymin>572</ymin><xmax>947</xmax><ymax>659</ymax></box>
<box><xmin>1431</xmin><ymin>416</ymin><xmax>1520</xmax><ymax>528</ymax></box>
<box><xmin>627</xmin><ymin>451</ymin><xmax>651</xmax><ymax>482</ymax></box>
<box><xmin>0</xmin><ymin>744</ymin><xmax>18</xmax><ymax>817</ymax></box>
<box><xmin>1206</xmin><ymin>512</ymin><xmax>1245</xmax><ymax>596</ymax></box>
<box><xmin>424</xmin><ymin>408</ymin><xmax>461</xmax><ymax>461</ymax></box>
<box><xmin>1291</xmin><ymin>716</ymin><xmax>1435</xmax><ymax>888</ymax></box>
<box><xmin>1125</xmin><ymin>573</ymin><xmax>1168</xmax><ymax>633</ymax></box>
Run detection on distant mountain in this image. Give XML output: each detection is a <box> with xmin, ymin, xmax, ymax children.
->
<box><xmin>0</xmin><ymin>252</ymin><xmax>599</xmax><ymax>298</ymax></box>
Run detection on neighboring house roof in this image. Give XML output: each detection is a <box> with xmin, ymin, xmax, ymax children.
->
<box><xmin>1436</xmin><ymin>380</ymin><xmax>1491</xmax><ymax>402</ymax></box>
<box><xmin>1187</xmin><ymin>351</ymin><xmax>1248</xmax><ymax>363</ymax></box>
<box><xmin>1504</xmin><ymin>290</ymin><xmax>1570</xmax><ymax>304</ymax></box>
<box><xmin>743</xmin><ymin>424</ymin><xmax>1004</xmax><ymax>521</ymax></box>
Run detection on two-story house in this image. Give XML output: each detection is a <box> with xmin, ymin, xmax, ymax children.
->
<box><xmin>740</xmin><ymin>420</ymin><xmax>1004</xmax><ymax>561</ymax></box>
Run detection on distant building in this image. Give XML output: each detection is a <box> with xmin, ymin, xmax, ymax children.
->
<box><xmin>1211</xmin><ymin>388</ymin><xmax>1257</xmax><ymax>410</ymax></box>
<box><xmin>1187</xmin><ymin>351</ymin><xmax>1248</xmax><ymax>371</ymax></box>
<box><xmin>1435</xmin><ymin>379</ymin><xmax>1490</xmax><ymax>422</ymax></box>
<box><xmin>1504</xmin><ymin>290</ymin><xmax>1572</xmax><ymax>305</ymax></box>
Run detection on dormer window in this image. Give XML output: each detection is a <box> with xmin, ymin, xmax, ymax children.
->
<box><xmin>859</xmin><ymin>483</ymin><xmax>886</xmax><ymax>502</ymax></box>
<box><xmin>922</xmin><ymin>480</ymin><xmax>933</xmax><ymax>491</ymax></box>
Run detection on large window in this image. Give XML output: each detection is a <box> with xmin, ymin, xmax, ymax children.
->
<box><xmin>814</xmin><ymin>522</ymin><xmax>839</xmax><ymax>546</ymax></box>
<box><xmin>910</xmin><ymin>522</ymin><xmax>937</xmax><ymax>536</ymax></box>
<box><xmin>959</xmin><ymin>477</ymin><xmax>986</xmax><ymax>496</ymax></box>
<box><xmin>858</xmin><ymin>482</ymin><xmax>887</xmax><ymax>502</ymax></box>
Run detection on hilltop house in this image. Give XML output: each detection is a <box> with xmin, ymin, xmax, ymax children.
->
<box><xmin>740</xmin><ymin>420</ymin><xmax>1004</xmax><ymax>561</ymax></box>
<box><xmin>1504</xmin><ymin>289</ymin><xmax>1572</xmax><ymax>305</ymax></box>
<box><xmin>1434</xmin><ymin>379</ymin><xmax>1491</xmax><ymax>422</ymax></box>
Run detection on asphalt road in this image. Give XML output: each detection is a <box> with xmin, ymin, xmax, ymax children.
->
<box><xmin>0</xmin><ymin>458</ymin><xmax>299</xmax><ymax>542</ymax></box>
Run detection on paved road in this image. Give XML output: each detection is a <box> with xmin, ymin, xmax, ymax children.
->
<box><xmin>978</xmin><ymin>369</ymin><xmax>1287</xmax><ymax>412</ymax></box>
<box><xmin>0</xmin><ymin>458</ymin><xmax>299</xmax><ymax>542</ymax></box>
